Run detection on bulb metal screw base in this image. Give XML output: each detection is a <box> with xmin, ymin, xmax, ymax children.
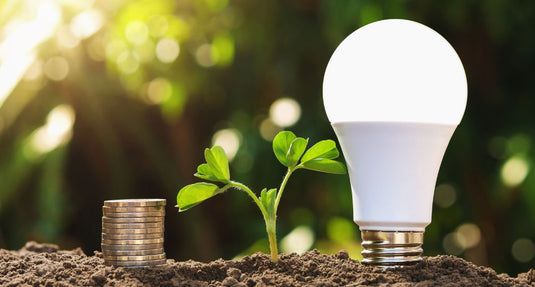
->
<box><xmin>360</xmin><ymin>230</ymin><xmax>424</xmax><ymax>267</ymax></box>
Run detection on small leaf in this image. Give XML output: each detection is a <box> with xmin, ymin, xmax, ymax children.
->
<box><xmin>194</xmin><ymin>164</ymin><xmax>219</xmax><ymax>181</ymax></box>
<box><xmin>260</xmin><ymin>188</ymin><xmax>268</xmax><ymax>208</ymax></box>
<box><xmin>301</xmin><ymin>140</ymin><xmax>340</xmax><ymax>163</ymax></box>
<box><xmin>286</xmin><ymin>137</ymin><xmax>308</xmax><ymax>167</ymax></box>
<box><xmin>266</xmin><ymin>188</ymin><xmax>277</xmax><ymax>207</ymax></box>
<box><xmin>265</xmin><ymin>188</ymin><xmax>277</xmax><ymax>217</ymax></box>
<box><xmin>272</xmin><ymin>131</ymin><xmax>296</xmax><ymax>167</ymax></box>
<box><xmin>205</xmin><ymin>146</ymin><xmax>230</xmax><ymax>183</ymax></box>
<box><xmin>302</xmin><ymin>159</ymin><xmax>347</xmax><ymax>174</ymax></box>
<box><xmin>260</xmin><ymin>188</ymin><xmax>277</xmax><ymax>218</ymax></box>
<box><xmin>176</xmin><ymin>183</ymin><xmax>222</xmax><ymax>211</ymax></box>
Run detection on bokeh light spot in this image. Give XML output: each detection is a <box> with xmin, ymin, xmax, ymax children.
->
<box><xmin>125</xmin><ymin>21</ymin><xmax>149</xmax><ymax>45</ymax></box>
<box><xmin>135</xmin><ymin>40</ymin><xmax>155</xmax><ymax>63</ymax></box>
<box><xmin>434</xmin><ymin>184</ymin><xmax>457</xmax><ymax>208</ymax></box>
<box><xmin>44</xmin><ymin>57</ymin><xmax>69</xmax><ymax>81</ymax></box>
<box><xmin>259</xmin><ymin>118</ymin><xmax>281</xmax><ymax>141</ymax></box>
<box><xmin>507</xmin><ymin>135</ymin><xmax>531</xmax><ymax>154</ymax></box>
<box><xmin>455</xmin><ymin>223</ymin><xmax>481</xmax><ymax>250</ymax></box>
<box><xmin>501</xmin><ymin>156</ymin><xmax>530</xmax><ymax>187</ymax></box>
<box><xmin>211</xmin><ymin>35</ymin><xmax>234</xmax><ymax>66</ymax></box>
<box><xmin>147</xmin><ymin>78</ymin><xmax>172</xmax><ymax>104</ymax></box>
<box><xmin>116</xmin><ymin>51</ymin><xmax>140</xmax><ymax>74</ymax></box>
<box><xmin>280</xmin><ymin>225</ymin><xmax>314</xmax><ymax>254</ymax></box>
<box><xmin>57</xmin><ymin>25</ymin><xmax>79</xmax><ymax>49</ymax></box>
<box><xmin>195</xmin><ymin>44</ymin><xmax>215</xmax><ymax>67</ymax></box>
<box><xmin>155</xmin><ymin>38</ymin><xmax>180</xmax><ymax>63</ymax></box>
<box><xmin>269</xmin><ymin>98</ymin><xmax>301</xmax><ymax>127</ymax></box>
<box><xmin>212</xmin><ymin>128</ymin><xmax>242</xmax><ymax>161</ymax></box>
<box><xmin>69</xmin><ymin>9</ymin><xmax>104</xmax><ymax>39</ymax></box>
<box><xmin>512</xmin><ymin>238</ymin><xmax>535</xmax><ymax>263</ymax></box>
<box><xmin>105</xmin><ymin>40</ymin><xmax>128</xmax><ymax>61</ymax></box>
<box><xmin>27</xmin><ymin>105</ymin><xmax>75</xmax><ymax>156</ymax></box>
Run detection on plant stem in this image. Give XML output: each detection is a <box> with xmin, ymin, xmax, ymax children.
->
<box><xmin>230</xmin><ymin>167</ymin><xmax>297</xmax><ymax>263</ymax></box>
<box><xmin>231</xmin><ymin>180</ymin><xmax>278</xmax><ymax>261</ymax></box>
<box><xmin>274</xmin><ymin>168</ymin><xmax>294</xmax><ymax>213</ymax></box>
<box><xmin>266</xmin><ymin>215</ymin><xmax>278</xmax><ymax>262</ymax></box>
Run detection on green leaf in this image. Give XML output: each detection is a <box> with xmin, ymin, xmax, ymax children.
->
<box><xmin>272</xmin><ymin>131</ymin><xmax>296</xmax><ymax>167</ymax></box>
<box><xmin>176</xmin><ymin>183</ymin><xmax>222</xmax><ymax>212</ymax></box>
<box><xmin>286</xmin><ymin>137</ymin><xmax>308</xmax><ymax>167</ymax></box>
<box><xmin>301</xmin><ymin>140</ymin><xmax>340</xmax><ymax>163</ymax></box>
<box><xmin>260</xmin><ymin>188</ymin><xmax>277</xmax><ymax>218</ymax></box>
<box><xmin>302</xmin><ymin>159</ymin><xmax>347</xmax><ymax>174</ymax></box>
<box><xmin>260</xmin><ymin>188</ymin><xmax>268</xmax><ymax>207</ymax></box>
<box><xmin>194</xmin><ymin>163</ymin><xmax>219</xmax><ymax>181</ymax></box>
<box><xmin>204</xmin><ymin>146</ymin><xmax>230</xmax><ymax>183</ymax></box>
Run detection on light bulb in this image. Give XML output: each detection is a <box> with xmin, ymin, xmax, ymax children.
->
<box><xmin>323</xmin><ymin>19</ymin><xmax>467</xmax><ymax>266</ymax></box>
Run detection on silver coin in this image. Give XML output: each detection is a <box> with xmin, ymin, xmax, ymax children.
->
<box><xmin>104</xmin><ymin>199</ymin><xmax>166</xmax><ymax>207</ymax></box>
<box><xmin>103</xmin><ymin>253</ymin><xmax>166</xmax><ymax>261</ymax></box>
<box><xmin>101</xmin><ymin>243</ymin><xmax>163</xmax><ymax>250</ymax></box>
<box><xmin>104</xmin><ymin>259</ymin><xmax>167</xmax><ymax>266</ymax></box>
<box><xmin>103</xmin><ymin>206</ymin><xmax>165</xmax><ymax>213</ymax></box>
<box><xmin>101</xmin><ymin>248</ymin><xmax>164</xmax><ymax>256</ymax></box>
<box><xmin>101</xmin><ymin>238</ymin><xmax>164</xmax><ymax>245</ymax></box>
<box><xmin>102</xmin><ymin>222</ymin><xmax>164</xmax><ymax>229</ymax></box>
<box><xmin>102</xmin><ymin>211</ymin><xmax>165</xmax><ymax>218</ymax></box>
<box><xmin>102</xmin><ymin>232</ymin><xmax>163</xmax><ymax>240</ymax></box>
<box><xmin>102</xmin><ymin>216</ymin><xmax>163</xmax><ymax>223</ymax></box>
<box><xmin>102</xmin><ymin>227</ymin><xmax>164</xmax><ymax>234</ymax></box>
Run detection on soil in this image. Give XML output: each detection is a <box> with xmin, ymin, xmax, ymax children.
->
<box><xmin>1</xmin><ymin>242</ymin><xmax>534</xmax><ymax>286</ymax></box>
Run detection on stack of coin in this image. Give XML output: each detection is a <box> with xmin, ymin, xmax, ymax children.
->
<box><xmin>101</xmin><ymin>199</ymin><xmax>166</xmax><ymax>267</ymax></box>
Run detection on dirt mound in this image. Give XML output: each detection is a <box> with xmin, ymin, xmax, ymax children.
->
<box><xmin>0</xmin><ymin>241</ymin><xmax>533</xmax><ymax>286</ymax></box>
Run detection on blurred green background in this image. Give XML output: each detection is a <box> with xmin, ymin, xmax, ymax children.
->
<box><xmin>1</xmin><ymin>0</ymin><xmax>535</xmax><ymax>276</ymax></box>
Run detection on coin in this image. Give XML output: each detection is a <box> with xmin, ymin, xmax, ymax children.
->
<box><xmin>102</xmin><ymin>232</ymin><xmax>163</xmax><ymax>240</ymax></box>
<box><xmin>101</xmin><ymin>248</ymin><xmax>164</xmax><ymax>256</ymax></box>
<box><xmin>104</xmin><ymin>199</ymin><xmax>166</xmax><ymax>207</ymax></box>
<box><xmin>101</xmin><ymin>243</ymin><xmax>163</xmax><ymax>250</ymax></box>
<box><xmin>102</xmin><ymin>222</ymin><xmax>164</xmax><ymax>229</ymax></box>
<box><xmin>102</xmin><ymin>211</ymin><xmax>165</xmax><ymax>218</ymax></box>
<box><xmin>101</xmin><ymin>238</ymin><xmax>164</xmax><ymax>245</ymax></box>
<box><xmin>104</xmin><ymin>259</ymin><xmax>167</xmax><ymax>267</ymax></box>
<box><xmin>103</xmin><ymin>206</ymin><xmax>165</xmax><ymax>213</ymax></box>
<box><xmin>103</xmin><ymin>253</ymin><xmax>165</xmax><ymax>261</ymax></box>
<box><xmin>102</xmin><ymin>216</ymin><xmax>163</xmax><ymax>223</ymax></box>
<box><xmin>102</xmin><ymin>227</ymin><xmax>164</xmax><ymax>234</ymax></box>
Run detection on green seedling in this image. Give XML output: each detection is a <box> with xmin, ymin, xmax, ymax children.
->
<box><xmin>176</xmin><ymin>131</ymin><xmax>346</xmax><ymax>262</ymax></box>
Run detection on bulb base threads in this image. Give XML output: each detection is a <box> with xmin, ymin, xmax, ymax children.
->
<box><xmin>360</xmin><ymin>230</ymin><xmax>424</xmax><ymax>267</ymax></box>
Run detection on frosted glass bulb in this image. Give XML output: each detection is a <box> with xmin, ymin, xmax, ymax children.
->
<box><xmin>322</xmin><ymin>19</ymin><xmax>467</xmax><ymax>267</ymax></box>
<box><xmin>323</xmin><ymin>19</ymin><xmax>467</xmax><ymax>124</ymax></box>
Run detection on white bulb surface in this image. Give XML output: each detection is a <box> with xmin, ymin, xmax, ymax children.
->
<box><xmin>323</xmin><ymin>19</ymin><xmax>467</xmax><ymax>125</ymax></box>
<box><xmin>323</xmin><ymin>19</ymin><xmax>467</xmax><ymax>236</ymax></box>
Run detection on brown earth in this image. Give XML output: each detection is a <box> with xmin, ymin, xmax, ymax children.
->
<box><xmin>1</xmin><ymin>242</ymin><xmax>534</xmax><ymax>286</ymax></box>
